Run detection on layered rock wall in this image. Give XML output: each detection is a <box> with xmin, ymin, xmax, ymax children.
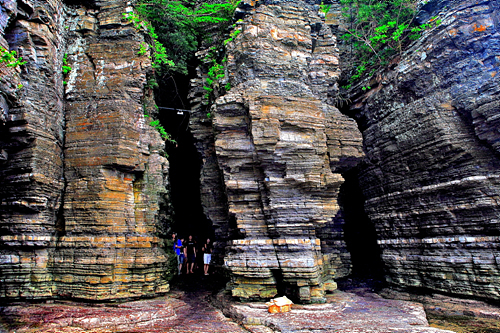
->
<box><xmin>191</xmin><ymin>0</ymin><xmax>364</xmax><ymax>302</ymax></box>
<box><xmin>55</xmin><ymin>0</ymin><xmax>171</xmax><ymax>300</ymax></box>
<box><xmin>2</xmin><ymin>0</ymin><xmax>499</xmax><ymax>307</ymax></box>
<box><xmin>0</xmin><ymin>0</ymin><xmax>171</xmax><ymax>300</ymax></box>
<box><xmin>0</xmin><ymin>0</ymin><xmax>65</xmax><ymax>299</ymax></box>
<box><xmin>347</xmin><ymin>0</ymin><xmax>500</xmax><ymax>301</ymax></box>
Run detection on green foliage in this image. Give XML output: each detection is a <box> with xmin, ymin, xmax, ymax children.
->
<box><xmin>208</xmin><ymin>62</ymin><xmax>224</xmax><ymax>83</ymax></box>
<box><xmin>319</xmin><ymin>2</ymin><xmax>332</xmax><ymax>14</ymax></box>
<box><xmin>150</xmin><ymin>119</ymin><xmax>176</xmax><ymax>144</ymax></box>
<box><xmin>62</xmin><ymin>65</ymin><xmax>72</xmax><ymax>74</ymax></box>
<box><xmin>0</xmin><ymin>46</ymin><xmax>26</xmax><ymax>68</ymax></box>
<box><xmin>202</xmin><ymin>25</ymin><xmax>241</xmax><ymax>100</ymax></box>
<box><xmin>409</xmin><ymin>16</ymin><xmax>442</xmax><ymax>39</ymax></box>
<box><xmin>223</xmin><ymin>28</ymin><xmax>241</xmax><ymax>45</ymax></box>
<box><xmin>123</xmin><ymin>11</ymin><xmax>175</xmax><ymax>71</ymax></box>
<box><xmin>138</xmin><ymin>42</ymin><xmax>149</xmax><ymax>55</ymax></box>
<box><xmin>62</xmin><ymin>53</ymin><xmax>72</xmax><ymax>75</ymax></box>
<box><xmin>340</xmin><ymin>0</ymin><xmax>440</xmax><ymax>84</ymax></box>
<box><xmin>147</xmin><ymin>78</ymin><xmax>159</xmax><ymax>89</ymax></box>
<box><xmin>202</xmin><ymin>55</ymin><xmax>233</xmax><ymax>100</ymax></box>
<box><xmin>127</xmin><ymin>1</ymin><xmax>241</xmax><ymax>131</ymax></box>
<box><xmin>127</xmin><ymin>0</ymin><xmax>240</xmax><ymax>75</ymax></box>
<box><xmin>142</xmin><ymin>103</ymin><xmax>175</xmax><ymax>144</ymax></box>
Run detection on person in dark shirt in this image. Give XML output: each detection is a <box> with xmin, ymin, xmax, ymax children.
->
<box><xmin>185</xmin><ymin>235</ymin><xmax>196</xmax><ymax>274</ymax></box>
<box><xmin>202</xmin><ymin>238</ymin><xmax>213</xmax><ymax>276</ymax></box>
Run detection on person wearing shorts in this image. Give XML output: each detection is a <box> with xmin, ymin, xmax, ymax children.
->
<box><xmin>202</xmin><ymin>238</ymin><xmax>213</xmax><ymax>276</ymax></box>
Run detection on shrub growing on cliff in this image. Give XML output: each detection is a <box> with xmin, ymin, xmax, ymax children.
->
<box><xmin>124</xmin><ymin>0</ymin><xmax>239</xmax><ymax>143</ymax></box>
<box><xmin>202</xmin><ymin>22</ymin><xmax>241</xmax><ymax>105</ymax></box>
<box><xmin>62</xmin><ymin>53</ymin><xmax>72</xmax><ymax>74</ymax></box>
<box><xmin>339</xmin><ymin>0</ymin><xmax>441</xmax><ymax>83</ymax></box>
<box><xmin>123</xmin><ymin>11</ymin><xmax>175</xmax><ymax>71</ymax></box>
<box><xmin>0</xmin><ymin>46</ymin><xmax>26</xmax><ymax>69</ymax></box>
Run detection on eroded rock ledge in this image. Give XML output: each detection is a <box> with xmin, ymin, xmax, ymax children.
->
<box><xmin>0</xmin><ymin>0</ymin><xmax>499</xmax><ymax>312</ymax></box>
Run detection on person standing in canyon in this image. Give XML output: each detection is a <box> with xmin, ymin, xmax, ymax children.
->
<box><xmin>202</xmin><ymin>238</ymin><xmax>213</xmax><ymax>276</ymax></box>
<box><xmin>172</xmin><ymin>233</ymin><xmax>184</xmax><ymax>275</ymax></box>
<box><xmin>186</xmin><ymin>235</ymin><xmax>196</xmax><ymax>274</ymax></box>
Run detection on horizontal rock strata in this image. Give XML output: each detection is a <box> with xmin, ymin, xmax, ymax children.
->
<box><xmin>0</xmin><ymin>0</ymin><xmax>66</xmax><ymax>299</ymax></box>
<box><xmin>191</xmin><ymin>0</ymin><xmax>364</xmax><ymax>302</ymax></box>
<box><xmin>217</xmin><ymin>289</ymin><xmax>455</xmax><ymax>333</ymax></box>
<box><xmin>0</xmin><ymin>0</ymin><xmax>171</xmax><ymax>300</ymax></box>
<box><xmin>189</xmin><ymin>72</ymin><xmax>231</xmax><ymax>266</ymax></box>
<box><xmin>57</xmin><ymin>0</ymin><xmax>170</xmax><ymax>299</ymax></box>
<box><xmin>347</xmin><ymin>0</ymin><xmax>500</xmax><ymax>301</ymax></box>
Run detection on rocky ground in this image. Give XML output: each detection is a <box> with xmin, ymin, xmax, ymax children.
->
<box><xmin>6</xmin><ymin>275</ymin><xmax>496</xmax><ymax>333</ymax></box>
<box><xmin>0</xmin><ymin>275</ymin><xmax>245</xmax><ymax>333</ymax></box>
<box><xmin>216</xmin><ymin>286</ymin><xmax>456</xmax><ymax>333</ymax></box>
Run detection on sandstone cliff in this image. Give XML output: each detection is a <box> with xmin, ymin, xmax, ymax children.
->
<box><xmin>189</xmin><ymin>0</ymin><xmax>500</xmax><ymax>305</ymax></box>
<box><xmin>0</xmin><ymin>0</ymin><xmax>171</xmax><ymax>300</ymax></box>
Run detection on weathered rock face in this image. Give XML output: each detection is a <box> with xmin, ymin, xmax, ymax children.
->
<box><xmin>0</xmin><ymin>0</ymin><xmax>171</xmax><ymax>300</ymax></box>
<box><xmin>346</xmin><ymin>0</ymin><xmax>500</xmax><ymax>301</ymax></box>
<box><xmin>0</xmin><ymin>0</ymin><xmax>65</xmax><ymax>299</ymax></box>
<box><xmin>190</xmin><ymin>0</ymin><xmax>364</xmax><ymax>302</ymax></box>
<box><xmin>1</xmin><ymin>0</ymin><xmax>499</xmax><ymax>310</ymax></box>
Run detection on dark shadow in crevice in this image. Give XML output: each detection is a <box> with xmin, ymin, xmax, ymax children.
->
<box><xmin>154</xmin><ymin>68</ymin><xmax>213</xmax><ymax>242</ymax></box>
<box><xmin>168</xmin><ymin>129</ymin><xmax>212</xmax><ymax>240</ymax></box>
<box><xmin>271</xmin><ymin>268</ymin><xmax>286</xmax><ymax>297</ymax></box>
<box><xmin>339</xmin><ymin>167</ymin><xmax>385</xmax><ymax>280</ymax></box>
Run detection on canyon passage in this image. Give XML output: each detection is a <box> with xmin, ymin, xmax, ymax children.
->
<box><xmin>0</xmin><ymin>0</ymin><xmax>500</xmax><ymax>331</ymax></box>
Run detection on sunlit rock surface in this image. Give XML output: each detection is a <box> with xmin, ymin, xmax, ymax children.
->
<box><xmin>345</xmin><ymin>0</ymin><xmax>500</xmax><ymax>302</ymax></box>
<box><xmin>0</xmin><ymin>0</ymin><xmax>171</xmax><ymax>300</ymax></box>
<box><xmin>190</xmin><ymin>0</ymin><xmax>364</xmax><ymax>303</ymax></box>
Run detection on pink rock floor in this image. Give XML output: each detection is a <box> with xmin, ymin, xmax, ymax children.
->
<box><xmin>0</xmin><ymin>289</ymin><xmax>246</xmax><ymax>333</ymax></box>
<box><xmin>0</xmin><ymin>281</ymin><xmax>456</xmax><ymax>333</ymax></box>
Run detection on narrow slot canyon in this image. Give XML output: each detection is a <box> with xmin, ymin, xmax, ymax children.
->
<box><xmin>1</xmin><ymin>0</ymin><xmax>500</xmax><ymax>332</ymax></box>
<box><xmin>156</xmin><ymin>74</ymin><xmax>214</xmax><ymax>241</ymax></box>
